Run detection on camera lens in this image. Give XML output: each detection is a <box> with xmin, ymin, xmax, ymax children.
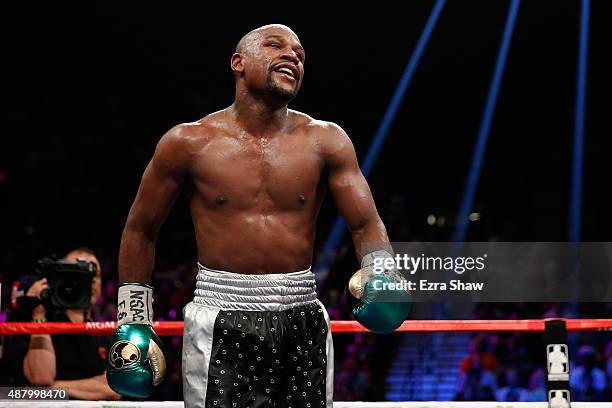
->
<box><xmin>55</xmin><ymin>276</ymin><xmax>87</xmax><ymax>308</ymax></box>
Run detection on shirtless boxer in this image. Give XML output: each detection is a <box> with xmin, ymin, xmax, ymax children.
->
<box><xmin>106</xmin><ymin>24</ymin><xmax>410</xmax><ymax>407</ymax></box>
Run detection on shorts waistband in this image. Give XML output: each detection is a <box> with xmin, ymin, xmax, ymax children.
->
<box><xmin>193</xmin><ymin>263</ymin><xmax>318</xmax><ymax>311</ymax></box>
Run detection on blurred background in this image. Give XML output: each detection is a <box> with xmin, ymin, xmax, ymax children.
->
<box><xmin>1</xmin><ymin>0</ymin><xmax>611</xmax><ymax>402</ymax></box>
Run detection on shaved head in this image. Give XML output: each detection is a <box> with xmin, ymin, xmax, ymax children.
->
<box><xmin>231</xmin><ymin>24</ymin><xmax>304</xmax><ymax>103</ymax></box>
<box><xmin>235</xmin><ymin>24</ymin><xmax>300</xmax><ymax>55</ymax></box>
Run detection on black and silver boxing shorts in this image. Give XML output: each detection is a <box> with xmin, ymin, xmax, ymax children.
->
<box><xmin>182</xmin><ymin>264</ymin><xmax>334</xmax><ymax>408</ymax></box>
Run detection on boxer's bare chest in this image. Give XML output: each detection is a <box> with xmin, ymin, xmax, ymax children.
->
<box><xmin>190</xmin><ymin>128</ymin><xmax>325</xmax><ymax>210</ymax></box>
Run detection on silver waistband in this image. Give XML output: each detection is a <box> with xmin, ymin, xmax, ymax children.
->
<box><xmin>193</xmin><ymin>263</ymin><xmax>318</xmax><ymax>311</ymax></box>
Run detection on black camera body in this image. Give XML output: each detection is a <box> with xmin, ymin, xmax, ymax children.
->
<box><xmin>35</xmin><ymin>257</ymin><xmax>96</xmax><ymax>310</ymax></box>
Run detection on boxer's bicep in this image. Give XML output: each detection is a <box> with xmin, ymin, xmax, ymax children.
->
<box><xmin>127</xmin><ymin>161</ymin><xmax>182</xmax><ymax>237</ymax></box>
<box><xmin>323</xmin><ymin>125</ymin><xmax>388</xmax><ymax>250</ymax></box>
<box><xmin>328</xmin><ymin>162</ymin><xmax>377</xmax><ymax>233</ymax></box>
<box><xmin>119</xmin><ymin>128</ymin><xmax>192</xmax><ymax>282</ymax></box>
<box><xmin>125</xmin><ymin>127</ymin><xmax>190</xmax><ymax>238</ymax></box>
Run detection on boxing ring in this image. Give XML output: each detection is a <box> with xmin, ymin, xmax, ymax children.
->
<box><xmin>2</xmin><ymin>318</ymin><xmax>611</xmax><ymax>407</ymax></box>
<box><xmin>0</xmin><ymin>0</ymin><xmax>600</xmax><ymax>404</ymax></box>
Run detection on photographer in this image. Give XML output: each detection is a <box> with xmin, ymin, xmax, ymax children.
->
<box><xmin>19</xmin><ymin>248</ymin><xmax>120</xmax><ymax>400</ymax></box>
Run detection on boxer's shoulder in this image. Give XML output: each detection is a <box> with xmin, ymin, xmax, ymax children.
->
<box><xmin>303</xmin><ymin>119</ymin><xmax>355</xmax><ymax>165</ymax></box>
<box><xmin>152</xmin><ymin>118</ymin><xmax>223</xmax><ymax>174</ymax></box>
<box><xmin>288</xmin><ymin>110</ymin><xmax>353</xmax><ymax>151</ymax></box>
<box><xmin>183</xmin><ymin>111</ymin><xmax>229</xmax><ymax>141</ymax></box>
<box><xmin>160</xmin><ymin>112</ymin><xmax>230</xmax><ymax>149</ymax></box>
<box><xmin>288</xmin><ymin>110</ymin><xmax>341</xmax><ymax>133</ymax></box>
<box><xmin>161</xmin><ymin>121</ymin><xmax>210</xmax><ymax>148</ymax></box>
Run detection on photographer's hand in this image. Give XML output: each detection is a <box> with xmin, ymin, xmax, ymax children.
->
<box><xmin>23</xmin><ymin>277</ymin><xmax>57</xmax><ymax>386</ymax></box>
<box><xmin>26</xmin><ymin>278</ymin><xmax>48</xmax><ymax>320</ymax></box>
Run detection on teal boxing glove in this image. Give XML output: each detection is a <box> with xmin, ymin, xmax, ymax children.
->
<box><xmin>350</xmin><ymin>250</ymin><xmax>411</xmax><ymax>333</ymax></box>
<box><xmin>106</xmin><ymin>283</ymin><xmax>166</xmax><ymax>399</ymax></box>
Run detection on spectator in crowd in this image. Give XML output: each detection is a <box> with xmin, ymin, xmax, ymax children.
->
<box><xmin>571</xmin><ymin>345</ymin><xmax>606</xmax><ymax>401</ymax></box>
<box><xmin>605</xmin><ymin>340</ymin><xmax>612</xmax><ymax>396</ymax></box>
<box><xmin>524</xmin><ymin>368</ymin><xmax>546</xmax><ymax>402</ymax></box>
<box><xmin>334</xmin><ymin>355</ymin><xmax>359</xmax><ymax>400</ymax></box>
<box><xmin>495</xmin><ymin>367</ymin><xmax>527</xmax><ymax>401</ymax></box>
<box><xmin>454</xmin><ymin>366</ymin><xmax>496</xmax><ymax>401</ymax></box>
<box><xmin>460</xmin><ymin>336</ymin><xmax>501</xmax><ymax>375</ymax></box>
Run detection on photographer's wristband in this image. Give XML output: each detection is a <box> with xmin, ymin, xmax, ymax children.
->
<box><xmin>18</xmin><ymin>296</ymin><xmax>42</xmax><ymax>314</ymax></box>
<box><xmin>117</xmin><ymin>283</ymin><xmax>154</xmax><ymax>326</ymax></box>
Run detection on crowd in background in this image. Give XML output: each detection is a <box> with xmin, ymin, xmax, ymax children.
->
<box><xmin>454</xmin><ymin>303</ymin><xmax>612</xmax><ymax>402</ymax></box>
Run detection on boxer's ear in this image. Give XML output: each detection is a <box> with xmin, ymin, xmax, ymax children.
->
<box><xmin>231</xmin><ymin>53</ymin><xmax>245</xmax><ymax>76</ymax></box>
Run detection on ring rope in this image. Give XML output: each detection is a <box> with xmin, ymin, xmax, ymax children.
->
<box><xmin>0</xmin><ymin>400</ymin><xmax>611</xmax><ymax>407</ymax></box>
<box><xmin>1</xmin><ymin>318</ymin><xmax>612</xmax><ymax>336</ymax></box>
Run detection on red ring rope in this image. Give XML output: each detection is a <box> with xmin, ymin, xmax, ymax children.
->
<box><xmin>1</xmin><ymin>319</ymin><xmax>611</xmax><ymax>336</ymax></box>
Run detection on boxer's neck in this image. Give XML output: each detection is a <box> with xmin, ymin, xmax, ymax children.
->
<box><xmin>231</xmin><ymin>92</ymin><xmax>289</xmax><ymax>135</ymax></box>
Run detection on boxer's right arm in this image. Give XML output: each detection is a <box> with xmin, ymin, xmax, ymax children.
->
<box><xmin>119</xmin><ymin>125</ymin><xmax>194</xmax><ymax>283</ymax></box>
<box><xmin>109</xmin><ymin>125</ymin><xmax>195</xmax><ymax>398</ymax></box>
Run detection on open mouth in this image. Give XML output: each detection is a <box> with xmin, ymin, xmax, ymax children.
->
<box><xmin>273</xmin><ymin>64</ymin><xmax>298</xmax><ymax>82</ymax></box>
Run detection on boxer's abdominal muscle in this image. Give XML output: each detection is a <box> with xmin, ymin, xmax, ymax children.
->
<box><xmin>189</xmin><ymin>128</ymin><xmax>326</xmax><ymax>274</ymax></box>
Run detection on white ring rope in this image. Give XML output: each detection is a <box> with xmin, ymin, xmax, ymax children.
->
<box><xmin>2</xmin><ymin>402</ymin><xmax>612</xmax><ymax>407</ymax></box>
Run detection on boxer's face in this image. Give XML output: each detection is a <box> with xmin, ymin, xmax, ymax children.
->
<box><xmin>235</xmin><ymin>28</ymin><xmax>305</xmax><ymax>102</ymax></box>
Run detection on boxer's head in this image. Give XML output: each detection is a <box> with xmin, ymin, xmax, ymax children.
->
<box><xmin>232</xmin><ymin>24</ymin><xmax>305</xmax><ymax>103</ymax></box>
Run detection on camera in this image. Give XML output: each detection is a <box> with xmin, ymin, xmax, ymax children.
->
<box><xmin>10</xmin><ymin>257</ymin><xmax>97</xmax><ymax>316</ymax></box>
<box><xmin>33</xmin><ymin>257</ymin><xmax>97</xmax><ymax>309</ymax></box>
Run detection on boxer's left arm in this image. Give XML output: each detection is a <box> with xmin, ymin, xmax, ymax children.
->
<box><xmin>320</xmin><ymin>123</ymin><xmax>410</xmax><ymax>333</ymax></box>
<box><xmin>320</xmin><ymin>122</ymin><xmax>389</xmax><ymax>259</ymax></box>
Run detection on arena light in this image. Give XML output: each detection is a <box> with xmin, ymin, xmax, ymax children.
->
<box><xmin>451</xmin><ymin>0</ymin><xmax>521</xmax><ymax>242</ymax></box>
<box><xmin>569</xmin><ymin>0</ymin><xmax>590</xmax><ymax>242</ymax></box>
<box><xmin>314</xmin><ymin>0</ymin><xmax>448</xmax><ymax>284</ymax></box>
